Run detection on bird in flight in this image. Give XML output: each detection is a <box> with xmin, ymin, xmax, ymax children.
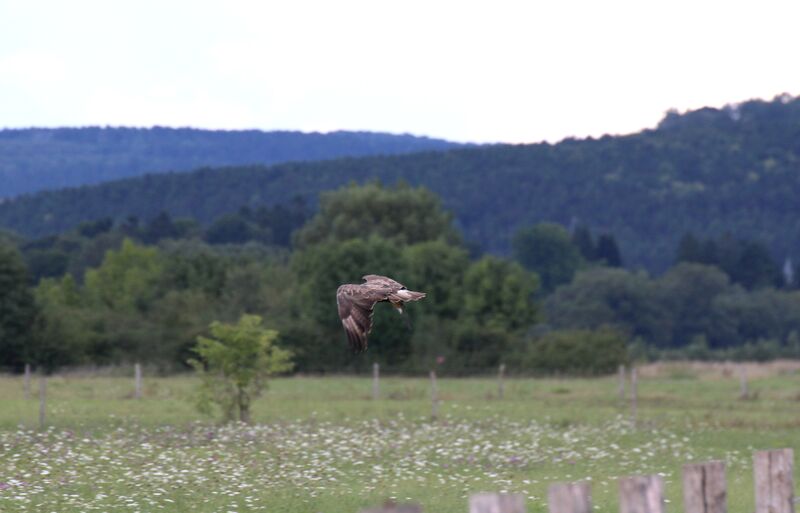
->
<box><xmin>336</xmin><ymin>275</ymin><xmax>426</xmax><ymax>353</ymax></box>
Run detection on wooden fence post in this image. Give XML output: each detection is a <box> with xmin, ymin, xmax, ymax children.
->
<box><xmin>619</xmin><ymin>475</ymin><xmax>664</xmax><ymax>513</ymax></box>
<box><xmin>24</xmin><ymin>363</ymin><xmax>31</xmax><ymax>400</ymax></box>
<box><xmin>372</xmin><ymin>362</ymin><xmax>380</xmax><ymax>400</ymax></box>
<box><xmin>618</xmin><ymin>364</ymin><xmax>626</xmax><ymax>402</ymax></box>
<box><xmin>430</xmin><ymin>370</ymin><xmax>439</xmax><ymax>420</ymax></box>
<box><xmin>630</xmin><ymin>367</ymin><xmax>638</xmax><ymax>426</ymax></box>
<box><xmin>498</xmin><ymin>363</ymin><xmax>506</xmax><ymax>400</ymax></box>
<box><xmin>134</xmin><ymin>363</ymin><xmax>142</xmax><ymax>399</ymax></box>
<box><xmin>739</xmin><ymin>367</ymin><xmax>749</xmax><ymax>399</ymax></box>
<box><xmin>469</xmin><ymin>493</ymin><xmax>526</xmax><ymax>513</ymax></box>
<box><xmin>754</xmin><ymin>449</ymin><xmax>795</xmax><ymax>513</ymax></box>
<box><xmin>548</xmin><ymin>482</ymin><xmax>591</xmax><ymax>513</ymax></box>
<box><xmin>38</xmin><ymin>374</ymin><xmax>47</xmax><ymax>430</ymax></box>
<box><xmin>683</xmin><ymin>461</ymin><xmax>727</xmax><ymax>513</ymax></box>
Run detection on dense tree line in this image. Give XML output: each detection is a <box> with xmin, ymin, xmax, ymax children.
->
<box><xmin>545</xmin><ymin>263</ymin><xmax>800</xmax><ymax>355</ymax></box>
<box><xmin>1</xmin><ymin>184</ymin><xmax>542</xmax><ymax>374</ymax></box>
<box><xmin>1</xmin><ymin>183</ymin><xmax>797</xmax><ymax>375</ymax></box>
<box><xmin>18</xmin><ymin>202</ymin><xmax>309</xmax><ymax>283</ymax></box>
<box><xmin>1</xmin><ymin>96</ymin><xmax>798</xmax><ymax>273</ymax></box>
<box><xmin>0</xmin><ymin>127</ymin><xmax>463</xmax><ymax>198</ymax></box>
<box><xmin>676</xmin><ymin>232</ymin><xmax>783</xmax><ymax>289</ymax></box>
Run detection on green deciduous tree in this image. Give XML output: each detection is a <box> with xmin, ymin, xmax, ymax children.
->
<box><xmin>83</xmin><ymin>239</ymin><xmax>164</xmax><ymax>312</ymax></box>
<box><xmin>708</xmin><ymin>289</ymin><xmax>800</xmax><ymax>349</ymax></box>
<box><xmin>33</xmin><ymin>275</ymin><xmax>89</xmax><ymax>370</ymax></box>
<box><xmin>289</xmin><ymin>183</ymin><xmax>542</xmax><ymax>372</ymax></box>
<box><xmin>545</xmin><ymin>268</ymin><xmax>669</xmax><ymax>345</ymax></box>
<box><xmin>512</xmin><ymin>223</ymin><xmax>582</xmax><ymax>293</ymax></box>
<box><xmin>293</xmin><ymin>182</ymin><xmax>459</xmax><ymax>248</ymax></box>
<box><xmin>190</xmin><ymin>315</ymin><xmax>293</xmax><ymax>423</ymax></box>
<box><xmin>657</xmin><ymin>263</ymin><xmax>731</xmax><ymax>346</ymax></box>
<box><xmin>402</xmin><ymin>240</ymin><xmax>469</xmax><ymax>319</ymax></box>
<box><xmin>290</xmin><ymin>237</ymin><xmax>408</xmax><ymax>369</ymax></box>
<box><xmin>462</xmin><ymin>256</ymin><xmax>539</xmax><ymax>332</ymax></box>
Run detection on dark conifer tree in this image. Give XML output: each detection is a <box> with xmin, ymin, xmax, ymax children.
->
<box><xmin>734</xmin><ymin>240</ymin><xmax>781</xmax><ymax>289</ymax></box>
<box><xmin>676</xmin><ymin>233</ymin><xmax>702</xmax><ymax>264</ymax></box>
<box><xmin>571</xmin><ymin>225</ymin><xmax>597</xmax><ymax>262</ymax></box>
<box><xmin>596</xmin><ymin>234</ymin><xmax>623</xmax><ymax>267</ymax></box>
<box><xmin>0</xmin><ymin>244</ymin><xmax>39</xmax><ymax>371</ymax></box>
<box><xmin>142</xmin><ymin>212</ymin><xmax>180</xmax><ymax>244</ymax></box>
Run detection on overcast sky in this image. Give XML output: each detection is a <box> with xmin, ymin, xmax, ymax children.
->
<box><xmin>1</xmin><ymin>0</ymin><xmax>799</xmax><ymax>143</ymax></box>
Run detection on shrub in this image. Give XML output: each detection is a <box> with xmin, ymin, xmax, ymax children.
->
<box><xmin>522</xmin><ymin>326</ymin><xmax>628</xmax><ymax>375</ymax></box>
<box><xmin>189</xmin><ymin>315</ymin><xmax>293</xmax><ymax>423</ymax></box>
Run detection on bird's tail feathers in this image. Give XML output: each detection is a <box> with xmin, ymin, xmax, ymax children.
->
<box><xmin>396</xmin><ymin>289</ymin><xmax>426</xmax><ymax>302</ymax></box>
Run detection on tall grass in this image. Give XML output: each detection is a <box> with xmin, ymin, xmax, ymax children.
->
<box><xmin>0</xmin><ymin>364</ymin><xmax>798</xmax><ymax>512</ymax></box>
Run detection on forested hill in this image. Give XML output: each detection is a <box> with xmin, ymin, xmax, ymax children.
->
<box><xmin>0</xmin><ymin>127</ymin><xmax>464</xmax><ymax>198</ymax></box>
<box><xmin>2</xmin><ymin>96</ymin><xmax>799</xmax><ymax>272</ymax></box>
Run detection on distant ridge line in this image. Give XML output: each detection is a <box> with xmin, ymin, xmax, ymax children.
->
<box><xmin>0</xmin><ymin>127</ymin><xmax>466</xmax><ymax>198</ymax></box>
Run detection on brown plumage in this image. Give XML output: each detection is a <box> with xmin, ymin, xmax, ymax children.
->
<box><xmin>336</xmin><ymin>275</ymin><xmax>426</xmax><ymax>353</ymax></box>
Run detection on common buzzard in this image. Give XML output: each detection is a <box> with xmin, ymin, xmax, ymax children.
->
<box><xmin>336</xmin><ymin>275</ymin><xmax>426</xmax><ymax>352</ymax></box>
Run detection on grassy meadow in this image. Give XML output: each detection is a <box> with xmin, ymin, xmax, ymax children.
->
<box><xmin>1</xmin><ymin>362</ymin><xmax>799</xmax><ymax>512</ymax></box>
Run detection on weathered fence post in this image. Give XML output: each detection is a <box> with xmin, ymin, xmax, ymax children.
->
<box><xmin>548</xmin><ymin>482</ymin><xmax>591</xmax><ymax>513</ymax></box>
<box><xmin>683</xmin><ymin>461</ymin><xmax>727</xmax><ymax>513</ymax></box>
<box><xmin>469</xmin><ymin>493</ymin><xmax>526</xmax><ymax>513</ymax></box>
<box><xmin>618</xmin><ymin>364</ymin><xmax>626</xmax><ymax>402</ymax></box>
<box><xmin>754</xmin><ymin>448</ymin><xmax>795</xmax><ymax>513</ymax></box>
<box><xmin>619</xmin><ymin>475</ymin><xmax>664</xmax><ymax>513</ymax></box>
<box><xmin>498</xmin><ymin>363</ymin><xmax>506</xmax><ymax>400</ymax></box>
<box><xmin>739</xmin><ymin>367</ymin><xmax>749</xmax><ymax>399</ymax></box>
<box><xmin>630</xmin><ymin>367</ymin><xmax>638</xmax><ymax>426</ymax></box>
<box><xmin>430</xmin><ymin>370</ymin><xmax>439</xmax><ymax>420</ymax></box>
<box><xmin>134</xmin><ymin>362</ymin><xmax>142</xmax><ymax>399</ymax></box>
<box><xmin>38</xmin><ymin>374</ymin><xmax>47</xmax><ymax>430</ymax></box>
<box><xmin>372</xmin><ymin>362</ymin><xmax>380</xmax><ymax>400</ymax></box>
<box><xmin>24</xmin><ymin>363</ymin><xmax>31</xmax><ymax>400</ymax></box>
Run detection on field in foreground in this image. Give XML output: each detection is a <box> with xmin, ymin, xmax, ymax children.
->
<box><xmin>0</xmin><ymin>362</ymin><xmax>799</xmax><ymax>512</ymax></box>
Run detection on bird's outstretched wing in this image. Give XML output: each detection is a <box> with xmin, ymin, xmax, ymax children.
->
<box><xmin>336</xmin><ymin>284</ymin><xmax>389</xmax><ymax>352</ymax></box>
<box><xmin>338</xmin><ymin>276</ymin><xmax>426</xmax><ymax>353</ymax></box>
